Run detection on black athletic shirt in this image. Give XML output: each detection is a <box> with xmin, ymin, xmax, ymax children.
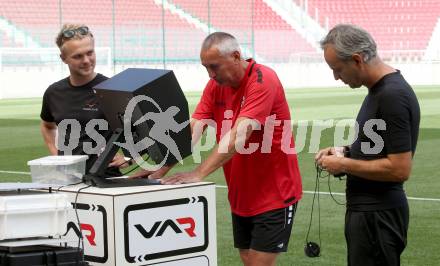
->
<box><xmin>347</xmin><ymin>71</ymin><xmax>420</xmax><ymax>211</ymax></box>
<box><xmin>40</xmin><ymin>74</ymin><xmax>110</xmax><ymax>170</ymax></box>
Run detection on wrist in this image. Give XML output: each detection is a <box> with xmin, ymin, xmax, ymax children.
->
<box><xmin>340</xmin><ymin>157</ymin><xmax>349</xmax><ymax>174</ymax></box>
<box><xmin>157</xmin><ymin>165</ymin><xmax>172</xmax><ymax>174</ymax></box>
<box><xmin>194</xmin><ymin>165</ymin><xmax>208</xmax><ymax>179</ymax></box>
<box><xmin>334</xmin><ymin>146</ymin><xmax>345</xmax><ymax>157</ymax></box>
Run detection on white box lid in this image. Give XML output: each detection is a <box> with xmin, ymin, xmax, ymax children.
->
<box><xmin>0</xmin><ymin>183</ymin><xmax>58</xmax><ymax>191</ymax></box>
<box><xmin>27</xmin><ymin>155</ymin><xmax>88</xmax><ymax>166</ymax></box>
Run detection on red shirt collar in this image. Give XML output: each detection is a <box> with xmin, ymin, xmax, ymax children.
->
<box><xmin>237</xmin><ymin>58</ymin><xmax>256</xmax><ymax>90</ymax></box>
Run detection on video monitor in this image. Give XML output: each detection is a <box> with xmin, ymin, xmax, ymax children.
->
<box><xmin>83</xmin><ymin>68</ymin><xmax>192</xmax><ymax>187</ymax></box>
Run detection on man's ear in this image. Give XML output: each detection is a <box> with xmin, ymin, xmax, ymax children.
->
<box><xmin>232</xmin><ymin>50</ymin><xmax>241</xmax><ymax>62</ymax></box>
<box><xmin>352</xmin><ymin>53</ymin><xmax>363</xmax><ymax>66</ymax></box>
<box><xmin>59</xmin><ymin>53</ymin><xmax>66</xmax><ymax>63</ymax></box>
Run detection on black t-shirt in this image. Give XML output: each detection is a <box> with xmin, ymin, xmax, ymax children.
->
<box><xmin>40</xmin><ymin>74</ymin><xmax>110</xmax><ymax>170</ymax></box>
<box><xmin>347</xmin><ymin>71</ymin><xmax>420</xmax><ymax>211</ymax></box>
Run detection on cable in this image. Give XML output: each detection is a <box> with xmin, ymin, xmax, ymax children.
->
<box><xmin>56</xmin><ymin>181</ymin><xmax>84</xmax><ymax>193</ymax></box>
<box><xmin>305</xmin><ymin>165</ymin><xmax>319</xmax><ymax>244</ymax></box>
<box><xmin>317</xmin><ymin>171</ymin><xmax>321</xmax><ymax>247</ymax></box>
<box><xmin>316</xmin><ymin>163</ymin><xmax>346</xmax><ymax>206</ymax></box>
<box><xmin>305</xmin><ymin>162</ymin><xmax>347</xmax><ymax>258</ymax></box>
<box><xmin>304</xmin><ymin>163</ymin><xmax>322</xmax><ymax>257</ymax></box>
<box><xmin>317</xmin><ymin>164</ymin><xmax>346</xmax><ymax>206</ymax></box>
<box><xmin>58</xmin><ymin>180</ymin><xmax>86</xmax><ymax>239</ymax></box>
<box><xmin>57</xmin><ymin>181</ymin><xmax>92</xmax><ymax>265</ymax></box>
<box><xmin>74</xmin><ymin>184</ymin><xmax>91</xmax><ymax>265</ymax></box>
<box><xmin>327</xmin><ymin>174</ymin><xmax>346</xmax><ymax>206</ymax></box>
<box><xmin>52</xmin><ymin>180</ymin><xmax>87</xmax><ymax>265</ymax></box>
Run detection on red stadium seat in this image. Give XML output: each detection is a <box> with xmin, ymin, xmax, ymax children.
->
<box><xmin>307</xmin><ymin>0</ymin><xmax>440</xmax><ymax>51</ymax></box>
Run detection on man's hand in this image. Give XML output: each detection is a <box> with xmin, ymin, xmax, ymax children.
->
<box><xmin>315</xmin><ymin>146</ymin><xmax>347</xmax><ymax>175</ymax></box>
<box><xmin>129</xmin><ymin>165</ymin><xmax>173</xmax><ymax>179</ymax></box>
<box><xmin>161</xmin><ymin>169</ymin><xmax>204</xmax><ymax>185</ymax></box>
<box><xmin>108</xmin><ymin>153</ymin><xmax>130</xmax><ymax>168</ymax></box>
<box><xmin>315</xmin><ymin>146</ymin><xmax>345</xmax><ymax>162</ymax></box>
<box><xmin>315</xmin><ymin>147</ymin><xmax>333</xmax><ymax>162</ymax></box>
<box><xmin>316</xmin><ymin>155</ymin><xmax>344</xmax><ymax>175</ymax></box>
<box><xmin>316</xmin><ymin>147</ymin><xmax>413</xmax><ymax>182</ymax></box>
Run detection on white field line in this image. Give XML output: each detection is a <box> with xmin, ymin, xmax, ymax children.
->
<box><xmin>215</xmin><ymin>185</ymin><xmax>440</xmax><ymax>202</ymax></box>
<box><xmin>0</xmin><ymin>170</ymin><xmax>31</xmax><ymax>175</ymax></box>
<box><xmin>2</xmin><ymin>171</ymin><xmax>439</xmax><ymax>202</ymax></box>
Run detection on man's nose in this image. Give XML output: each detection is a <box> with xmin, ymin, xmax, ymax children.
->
<box><xmin>83</xmin><ymin>55</ymin><xmax>91</xmax><ymax>64</ymax></box>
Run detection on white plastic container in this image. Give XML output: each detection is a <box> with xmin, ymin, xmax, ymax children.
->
<box><xmin>0</xmin><ymin>192</ymin><xmax>72</xmax><ymax>240</ymax></box>
<box><xmin>27</xmin><ymin>155</ymin><xmax>88</xmax><ymax>185</ymax></box>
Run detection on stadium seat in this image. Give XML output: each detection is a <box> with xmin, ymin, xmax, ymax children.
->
<box><xmin>306</xmin><ymin>0</ymin><xmax>440</xmax><ymax>51</ymax></box>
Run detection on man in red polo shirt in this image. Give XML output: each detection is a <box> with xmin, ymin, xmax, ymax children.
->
<box><xmin>160</xmin><ymin>32</ymin><xmax>302</xmax><ymax>265</ymax></box>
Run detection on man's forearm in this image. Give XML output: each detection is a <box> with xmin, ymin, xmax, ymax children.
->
<box><xmin>40</xmin><ymin>123</ymin><xmax>58</xmax><ymax>155</ymax></box>
<box><xmin>340</xmin><ymin>153</ymin><xmax>412</xmax><ymax>182</ymax></box>
<box><xmin>43</xmin><ymin>135</ymin><xmax>58</xmax><ymax>155</ymax></box>
<box><xmin>196</xmin><ymin>144</ymin><xmax>235</xmax><ymax>177</ymax></box>
<box><xmin>195</xmin><ymin>117</ymin><xmax>255</xmax><ymax>178</ymax></box>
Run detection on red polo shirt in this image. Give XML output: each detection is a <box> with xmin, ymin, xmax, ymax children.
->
<box><xmin>193</xmin><ymin>59</ymin><xmax>302</xmax><ymax>216</ymax></box>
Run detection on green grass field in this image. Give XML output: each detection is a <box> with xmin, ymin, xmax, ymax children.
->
<box><xmin>1</xmin><ymin>86</ymin><xmax>439</xmax><ymax>265</ymax></box>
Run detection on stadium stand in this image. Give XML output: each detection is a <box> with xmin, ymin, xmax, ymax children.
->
<box><xmin>305</xmin><ymin>0</ymin><xmax>440</xmax><ymax>53</ymax></box>
<box><xmin>170</xmin><ymin>0</ymin><xmax>316</xmax><ymax>61</ymax></box>
<box><xmin>0</xmin><ymin>0</ymin><xmax>439</xmax><ymax>96</ymax></box>
<box><xmin>0</xmin><ymin>29</ymin><xmax>17</xmax><ymax>47</ymax></box>
<box><xmin>0</xmin><ymin>0</ymin><xmax>316</xmax><ymax>62</ymax></box>
<box><xmin>0</xmin><ymin>0</ymin><xmax>59</xmax><ymax>45</ymax></box>
<box><xmin>0</xmin><ymin>0</ymin><xmax>439</xmax><ymax>63</ymax></box>
<box><xmin>0</xmin><ymin>0</ymin><xmax>206</xmax><ymax>62</ymax></box>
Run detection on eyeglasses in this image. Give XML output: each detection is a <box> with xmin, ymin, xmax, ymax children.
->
<box><xmin>62</xmin><ymin>26</ymin><xmax>89</xmax><ymax>39</ymax></box>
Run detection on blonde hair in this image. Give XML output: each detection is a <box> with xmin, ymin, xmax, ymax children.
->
<box><xmin>55</xmin><ymin>23</ymin><xmax>94</xmax><ymax>49</ymax></box>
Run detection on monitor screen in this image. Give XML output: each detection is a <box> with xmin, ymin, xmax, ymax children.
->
<box><xmin>85</xmin><ymin>68</ymin><xmax>192</xmax><ymax>182</ymax></box>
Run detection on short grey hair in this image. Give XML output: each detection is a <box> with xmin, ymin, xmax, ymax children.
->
<box><xmin>320</xmin><ymin>24</ymin><xmax>377</xmax><ymax>62</ymax></box>
<box><xmin>201</xmin><ymin>32</ymin><xmax>241</xmax><ymax>56</ymax></box>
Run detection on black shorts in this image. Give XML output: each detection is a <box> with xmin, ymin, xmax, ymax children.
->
<box><xmin>232</xmin><ymin>203</ymin><xmax>298</xmax><ymax>253</ymax></box>
<box><xmin>345</xmin><ymin>205</ymin><xmax>409</xmax><ymax>266</ymax></box>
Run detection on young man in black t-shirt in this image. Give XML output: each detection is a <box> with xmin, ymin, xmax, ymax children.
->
<box><xmin>315</xmin><ymin>24</ymin><xmax>420</xmax><ymax>266</ymax></box>
<box><xmin>40</xmin><ymin>24</ymin><xmax>127</xmax><ymax>173</ymax></box>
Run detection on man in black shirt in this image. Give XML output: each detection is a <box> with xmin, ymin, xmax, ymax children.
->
<box><xmin>315</xmin><ymin>24</ymin><xmax>420</xmax><ymax>266</ymax></box>
<box><xmin>40</xmin><ymin>24</ymin><xmax>127</xmax><ymax>173</ymax></box>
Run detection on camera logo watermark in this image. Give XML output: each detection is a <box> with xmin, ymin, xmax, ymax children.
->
<box><xmin>116</xmin><ymin>95</ymin><xmax>189</xmax><ymax>170</ymax></box>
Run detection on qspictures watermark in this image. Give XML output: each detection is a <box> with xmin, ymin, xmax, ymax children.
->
<box><xmin>57</xmin><ymin>97</ymin><xmax>386</xmax><ymax>170</ymax></box>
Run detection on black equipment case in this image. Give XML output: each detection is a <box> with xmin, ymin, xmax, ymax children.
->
<box><xmin>0</xmin><ymin>245</ymin><xmax>88</xmax><ymax>266</ymax></box>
